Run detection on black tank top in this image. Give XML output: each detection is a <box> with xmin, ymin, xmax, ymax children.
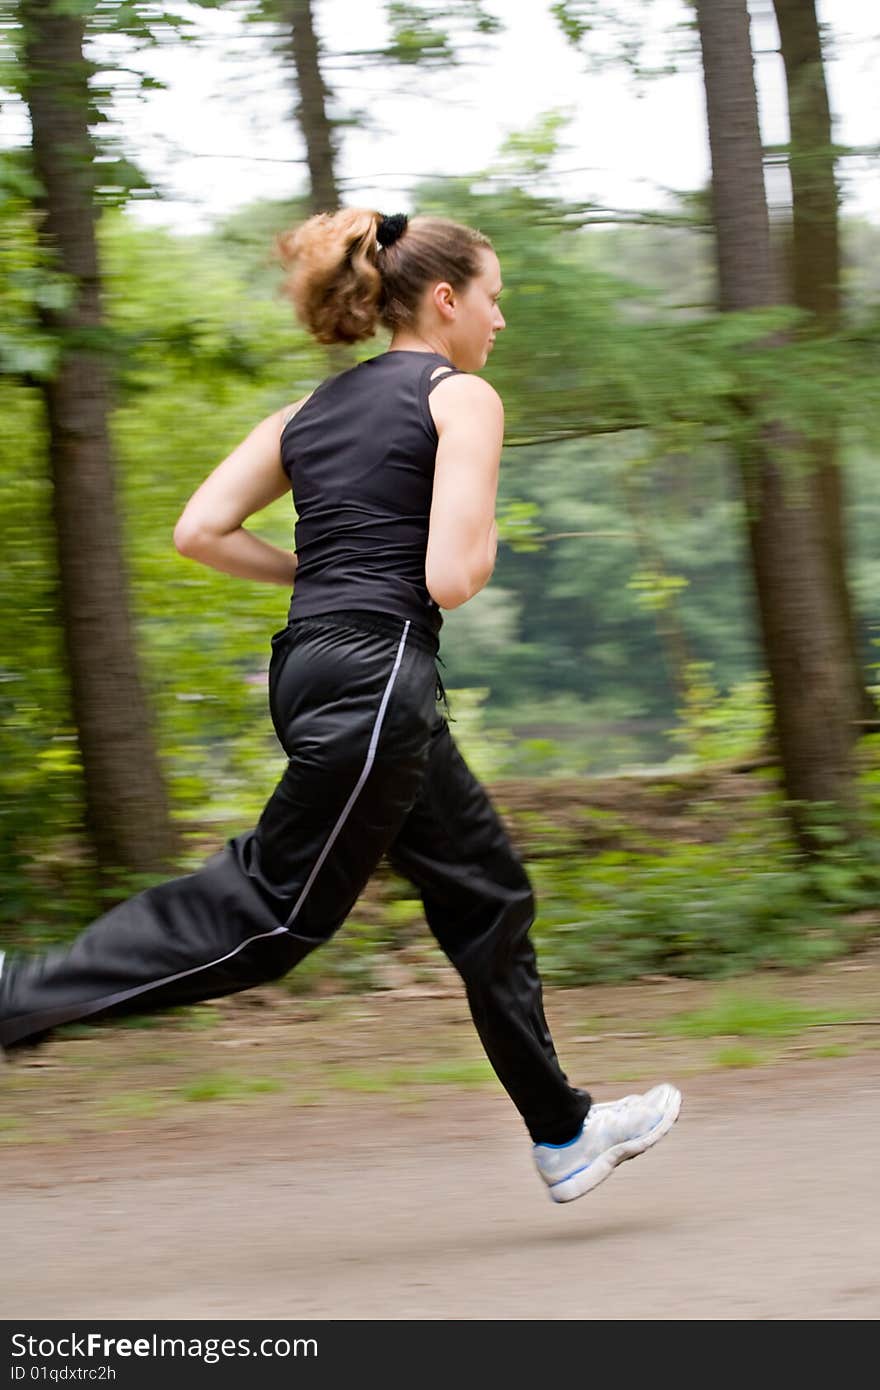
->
<box><xmin>280</xmin><ymin>349</ymin><xmax>465</xmax><ymax>638</ymax></box>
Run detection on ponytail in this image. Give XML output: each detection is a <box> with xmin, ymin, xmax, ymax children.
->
<box><xmin>277</xmin><ymin>208</ymin><xmax>493</xmax><ymax>346</ymax></box>
<box><xmin>276</xmin><ymin>207</ymin><xmax>383</xmax><ymax>345</ymax></box>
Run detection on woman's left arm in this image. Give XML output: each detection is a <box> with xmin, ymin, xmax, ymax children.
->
<box><xmin>173</xmin><ymin>404</ymin><xmax>304</xmax><ymax>585</ymax></box>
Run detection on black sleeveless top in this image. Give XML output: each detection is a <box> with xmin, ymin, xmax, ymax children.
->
<box><xmin>280</xmin><ymin>349</ymin><xmax>464</xmax><ymax>638</ymax></box>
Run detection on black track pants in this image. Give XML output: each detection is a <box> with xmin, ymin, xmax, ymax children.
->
<box><xmin>0</xmin><ymin>613</ymin><xmax>590</xmax><ymax>1144</ymax></box>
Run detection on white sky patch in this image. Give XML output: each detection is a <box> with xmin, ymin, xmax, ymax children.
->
<box><xmin>1</xmin><ymin>0</ymin><xmax>877</xmax><ymax>232</ymax></box>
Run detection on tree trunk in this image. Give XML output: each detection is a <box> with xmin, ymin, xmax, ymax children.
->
<box><xmin>279</xmin><ymin>0</ymin><xmax>352</xmax><ymax>371</ymax></box>
<box><xmin>695</xmin><ymin>0</ymin><xmax>860</xmax><ymax>851</ymax></box>
<box><xmin>773</xmin><ymin>0</ymin><xmax>877</xmax><ymax>725</ymax></box>
<box><xmin>21</xmin><ymin>0</ymin><xmax>178</xmax><ymax>890</ymax></box>
<box><xmin>282</xmin><ymin>0</ymin><xmax>341</xmax><ymax>216</ymax></box>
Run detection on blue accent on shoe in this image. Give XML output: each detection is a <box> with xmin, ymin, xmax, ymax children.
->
<box><xmin>545</xmin><ymin>1118</ymin><xmax>660</xmax><ymax>1180</ymax></box>
<box><xmin>533</xmin><ymin>1121</ymin><xmax>588</xmax><ymax>1151</ymax></box>
<box><xmin>549</xmin><ymin>1158</ymin><xmax>596</xmax><ymax>1186</ymax></box>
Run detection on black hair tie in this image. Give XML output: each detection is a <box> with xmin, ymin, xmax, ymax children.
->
<box><xmin>377</xmin><ymin>212</ymin><xmax>408</xmax><ymax>248</ymax></box>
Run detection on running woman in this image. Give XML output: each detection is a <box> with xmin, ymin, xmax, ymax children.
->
<box><xmin>0</xmin><ymin>209</ymin><xmax>680</xmax><ymax>1201</ymax></box>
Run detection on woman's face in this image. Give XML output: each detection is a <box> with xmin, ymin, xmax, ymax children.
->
<box><xmin>448</xmin><ymin>248</ymin><xmax>506</xmax><ymax>371</ymax></box>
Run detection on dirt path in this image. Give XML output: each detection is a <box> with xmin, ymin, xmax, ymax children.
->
<box><xmin>3</xmin><ymin>958</ymin><xmax>879</xmax><ymax>1320</ymax></box>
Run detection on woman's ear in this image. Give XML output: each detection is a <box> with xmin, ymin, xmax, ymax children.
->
<box><xmin>431</xmin><ymin>280</ymin><xmax>457</xmax><ymax>322</ymax></box>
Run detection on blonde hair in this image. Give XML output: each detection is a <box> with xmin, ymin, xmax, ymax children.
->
<box><xmin>276</xmin><ymin>208</ymin><xmax>493</xmax><ymax>345</ymax></box>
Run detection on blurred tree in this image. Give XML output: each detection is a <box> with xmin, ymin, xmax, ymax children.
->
<box><xmin>278</xmin><ymin>0</ymin><xmax>340</xmax><ymax>215</ymax></box>
<box><xmin>695</xmin><ymin>0</ymin><xmax>860</xmax><ymax>850</ymax></box>
<box><xmin>241</xmin><ymin>0</ymin><xmax>501</xmax><ymax>216</ymax></box>
<box><xmin>15</xmin><ymin>0</ymin><xmax>180</xmax><ymax>891</ymax></box>
<box><xmin>772</xmin><ymin>0</ymin><xmax>877</xmax><ymax>726</ymax></box>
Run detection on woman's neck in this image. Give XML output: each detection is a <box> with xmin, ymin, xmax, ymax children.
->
<box><xmin>387</xmin><ymin>329</ymin><xmax>452</xmax><ymax>359</ymax></box>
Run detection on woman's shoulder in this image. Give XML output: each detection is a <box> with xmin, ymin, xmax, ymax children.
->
<box><xmin>280</xmin><ymin>390</ymin><xmax>316</xmax><ymax>432</ymax></box>
<box><xmin>427</xmin><ymin>372</ymin><xmax>503</xmax><ymax>453</ymax></box>
<box><xmin>429</xmin><ymin>369</ymin><xmax>503</xmax><ymax>418</ymax></box>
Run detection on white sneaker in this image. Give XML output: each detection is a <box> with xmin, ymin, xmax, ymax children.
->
<box><xmin>533</xmin><ymin>1083</ymin><xmax>682</xmax><ymax>1203</ymax></box>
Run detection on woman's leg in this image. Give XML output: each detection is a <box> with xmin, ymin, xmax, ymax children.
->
<box><xmin>386</xmin><ymin>714</ymin><xmax>591</xmax><ymax>1145</ymax></box>
<box><xmin>0</xmin><ymin>618</ymin><xmax>436</xmax><ymax>1050</ymax></box>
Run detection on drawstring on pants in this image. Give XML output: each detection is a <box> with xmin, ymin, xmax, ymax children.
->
<box><xmin>435</xmin><ymin>653</ymin><xmax>454</xmax><ymax>721</ymax></box>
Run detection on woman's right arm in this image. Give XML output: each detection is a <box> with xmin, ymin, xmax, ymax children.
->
<box><xmin>425</xmin><ymin>374</ymin><xmax>504</xmax><ymax>610</ymax></box>
<box><xmin>173</xmin><ymin>397</ymin><xmax>310</xmax><ymax>585</ymax></box>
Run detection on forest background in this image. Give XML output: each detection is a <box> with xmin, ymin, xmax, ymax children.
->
<box><xmin>2</xmin><ymin>0</ymin><xmax>880</xmax><ymax>995</ymax></box>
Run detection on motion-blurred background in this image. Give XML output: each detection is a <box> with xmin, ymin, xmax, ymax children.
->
<box><xmin>2</xmin><ymin>0</ymin><xmax>879</xmax><ymax>994</ymax></box>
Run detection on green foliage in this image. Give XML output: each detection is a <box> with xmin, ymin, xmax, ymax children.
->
<box><xmin>714</xmin><ymin>1045</ymin><xmax>763</xmax><ymax>1068</ymax></box>
<box><xmin>383</xmin><ymin>2</ymin><xmax>456</xmax><ymax>65</ymax></box>
<box><xmin>549</xmin><ymin>0</ymin><xmax>698</xmax><ymax>82</ymax></box>
<box><xmin>496</xmin><ymin>498</ymin><xmax>543</xmax><ymax>552</ymax></box>
<box><xmin>550</xmin><ymin>1</ymin><xmax>592</xmax><ymax>47</ymax></box>
<box><xmin>438</xmin><ymin>687</ymin><xmax>513</xmax><ymax>782</ymax></box>
<box><xmin>381</xmin><ymin>0</ymin><xmax>502</xmax><ymax>66</ymax></box>
<box><xmin>526</xmin><ymin>822</ymin><xmax>877</xmax><ymax>985</ymax></box>
<box><xmin>484</xmin><ymin>693</ymin><xmax>663</xmax><ymax>777</ymax></box>
<box><xmin>657</xmin><ymin>992</ymin><xmax>860</xmax><ymax>1038</ymax></box>
<box><xmin>669</xmin><ymin>662</ymin><xmax>772</xmax><ymax>765</ymax></box>
<box><xmin>326</xmin><ymin>1058</ymin><xmax>495</xmax><ymax>1093</ymax></box>
<box><xmin>796</xmin><ymin>800</ymin><xmax>880</xmax><ymax>905</ymax></box>
<box><xmin>1</xmin><ymin>132</ymin><xmax>879</xmax><ymax>954</ymax></box>
<box><xmin>0</xmin><ymin>150</ymin><xmax>67</xmax><ymax>380</ymax></box>
<box><xmin>280</xmin><ymin>918</ymin><xmax>392</xmax><ymax>995</ymax></box>
<box><xmin>179</xmin><ymin>1072</ymin><xmax>283</xmax><ymax>1103</ymax></box>
<box><xmin>269</xmin><ymin>779</ymin><xmax>880</xmax><ymax>997</ymax></box>
<box><xmin>495</xmin><ymin>109</ymin><xmax>574</xmax><ymax>179</ymax></box>
<box><xmin>627</xmin><ymin>568</ymin><xmax>690</xmax><ymax>613</ymax></box>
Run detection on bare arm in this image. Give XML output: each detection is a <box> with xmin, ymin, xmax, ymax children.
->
<box><xmin>425</xmin><ymin>374</ymin><xmax>503</xmax><ymax>610</ymax></box>
<box><xmin>173</xmin><ymin>400</ymin><xmax>309</xmax><ymax>585</ymax></box>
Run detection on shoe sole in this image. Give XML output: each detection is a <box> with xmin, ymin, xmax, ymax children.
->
<box><xmin>546</xmin><ymin>1085</ymin><xmax>682</xmax><ymax>1203</ymax></box>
